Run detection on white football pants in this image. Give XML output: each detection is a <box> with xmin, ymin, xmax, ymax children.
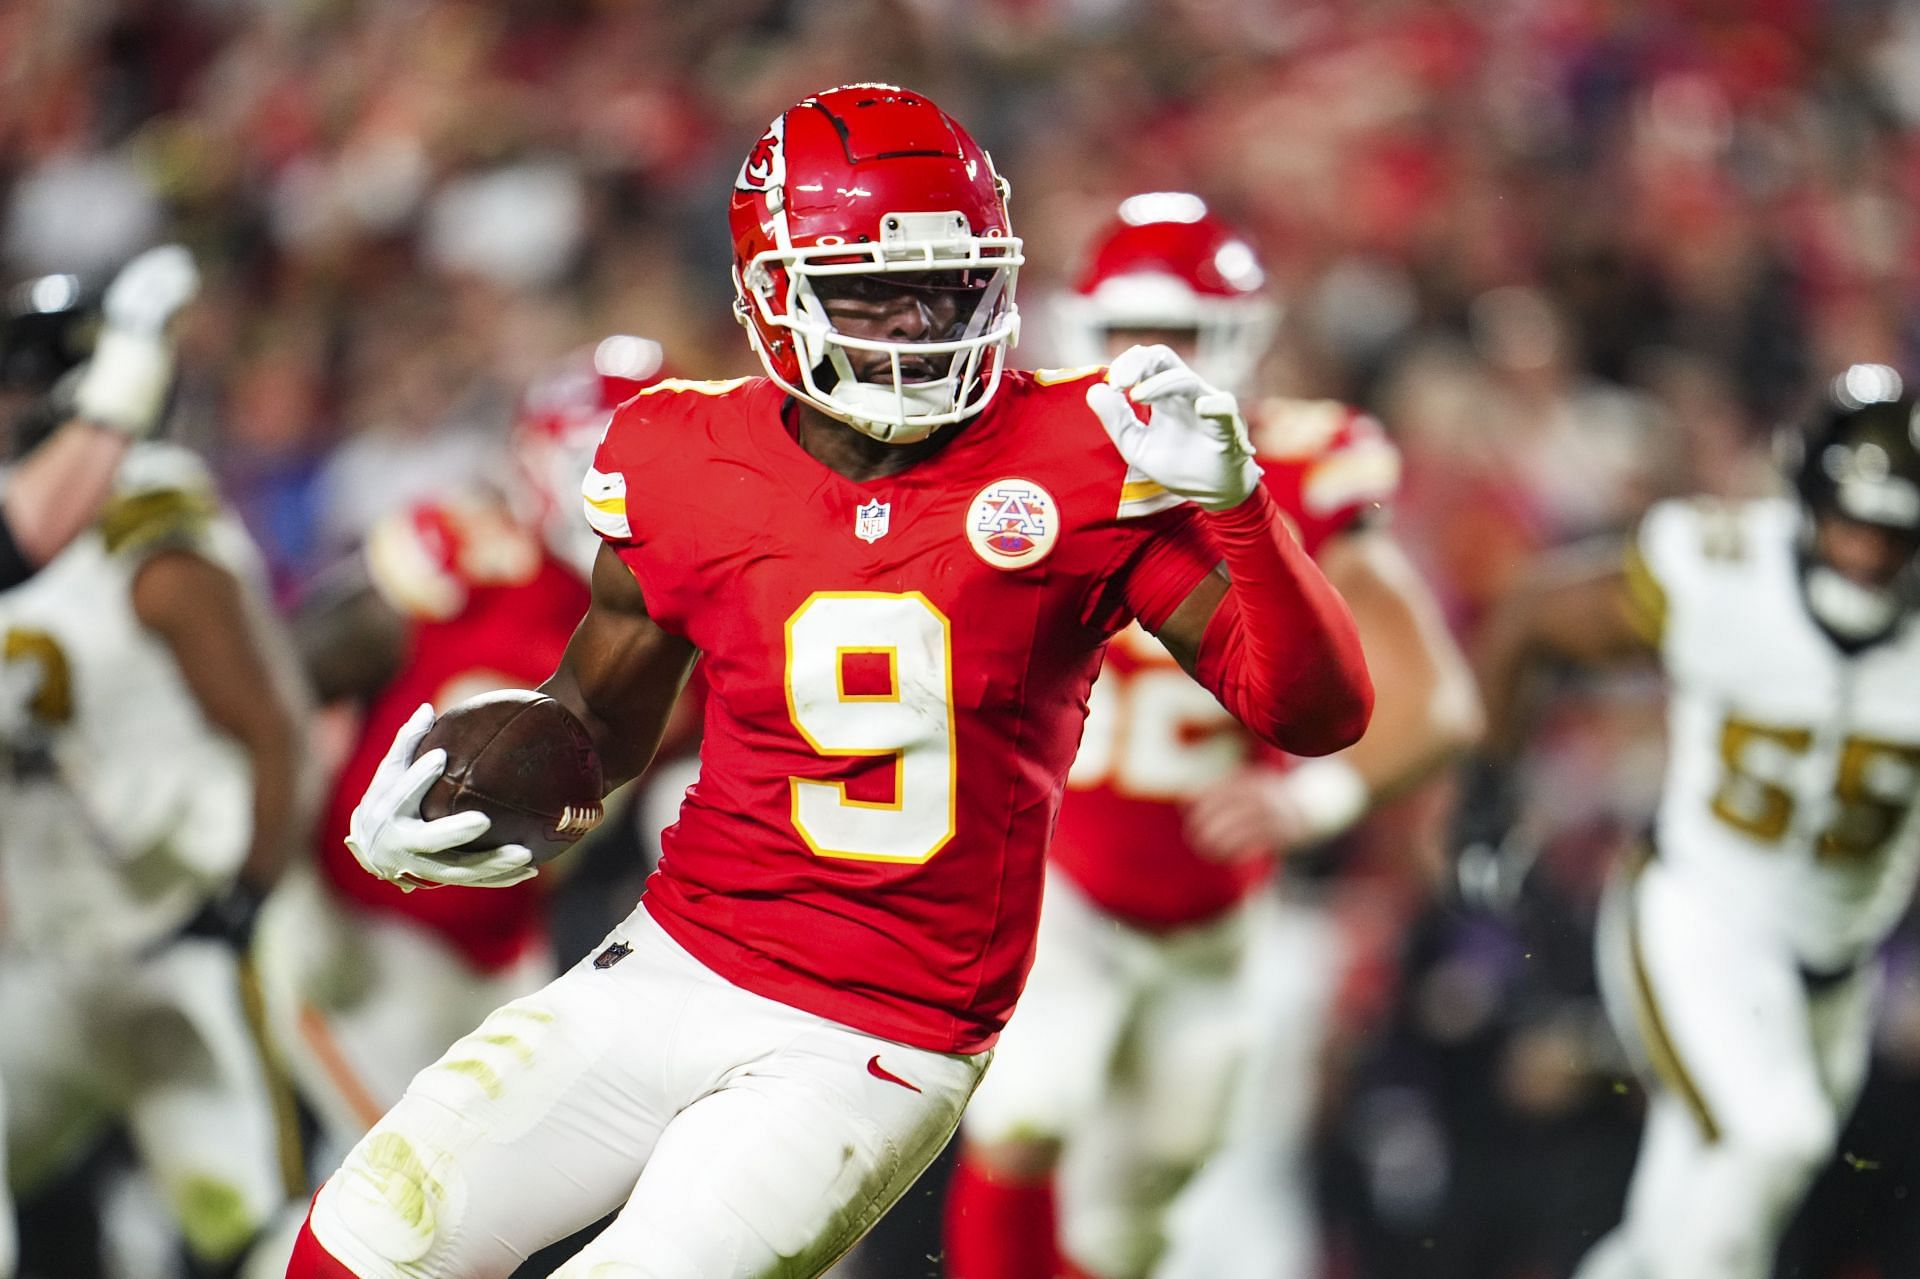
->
<box><xmin>252</xmin><ymin>870</ymin><xmax>549</xmax><ymax>1152</ymax></box>
<box><xmin>308</xmin><ymin>903</ymin><xmax>987</xmax><ymax>1279</ymax></box>
<box><xmin>1156</xmin><ymin>897</ymin><xmax>1342</xmax><ymax>1279</ymax></box>
<box><xmin>1575</xmin><ymin>854</ymin><xmax>1873</xmax><ymax>1279</ymax></box>
<box><xmin>0</xmin><ymin>936</ymin><xmax>293</xmax><ymax>1266</ymax></box>
<box><xmin>962</xmin><ymin>871</ymin><xmax>1254</xmax><ymax>1279</ymax></box>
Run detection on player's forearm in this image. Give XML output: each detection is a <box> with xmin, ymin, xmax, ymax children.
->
<box><xmin>1341</xmin><ymin>662</ymin><xmax>1483</xmax><ymax>801</ymax></box>
<box><xmin>196</xmin><ymin>641</ymin><xmax>309</xmax><ymax>895</ymax></box>
<box><xmin>1313</xmin><ymin>646</ymin><xmax>1479</xmax><ymax>844</ymax></box>
<box><xmin>135</xmin><ymin>550</ymin><xmax>312</xmax><ymax>894</ymax></box>
<box><xmin>15</xmin><ymin>245</ymin><xmax>198</xmax><ymax>568</ymax></box>
<box><xmin>545</xmin><ymin>546</ymin><xmax>700</xmax><ymax>788</ymax></box>
<box><xmin>1195</xmin><ymin>486</ymin><xmax>1373</xmax><ymax>756</ymax></box>
<box><xmin>540</xmin><ymin>662</ymin><xmax>668</xmax><ymax>788</ymax></box>
<box><xmin>1</xmin><ymin>420</ymin><xmax>128</xmax><ymax>566</ymax></box>
<box><xmin>1472</xmin><ymin>595</ymin><xmax>1546</xmax><ymax>763</ymax></box>
<box><xmin>238</xmin><ymin>705</ymin><xmax>304</xmax><ymax>893</ymax></box>
<box><xmin>1328</xmin><ymin>537</ymin><xmax>1484</xmax><ymax>802</ymax></box>
<box><xmin>1471</xmin><ymin>552</ymin><xmax>1645</xmax><ymax>760</ymax></box>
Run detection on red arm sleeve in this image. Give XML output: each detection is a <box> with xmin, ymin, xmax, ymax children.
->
<box><xmin>1189</xmin><ymin>486</ymin><xmax>1373</xmax><ymax>756</ymax></box>
<box><xmin>1102</xmin><ymin>504</ymin><xmax>1220</xmax><ymax>633</ymax></box>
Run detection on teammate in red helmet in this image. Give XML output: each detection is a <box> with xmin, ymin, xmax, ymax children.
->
<box><xmin>287</xmin><ymin>89</ymin><xmax>1371</xmax><ymax>1279</ymax></box>
<box><xmin>946</xmin><ymin>193</ymin><xmax>1481</xmax><ymax>1279</ymax></box>
<box><xmin>1053</xmin><ymin>191</ymin><xmax>1277</xmax><ymax>399</ymax></box>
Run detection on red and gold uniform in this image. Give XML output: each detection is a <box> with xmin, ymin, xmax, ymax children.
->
<box><xmin>299</xmin><ymin>367</ymin><xmax>1362</xmax><ymax>1279</ymax></box>
<box><xmin>586</xmin><ymin>371</ymin><xmax>1224</xmax><ymax>1053</ymax></box>
<box><xmin>295</xmin><ymin>90</ymin><xmax>1369</xmax><ymax>1279</ymax></box>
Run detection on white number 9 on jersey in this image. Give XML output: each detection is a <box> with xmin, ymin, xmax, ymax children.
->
<box><xmin>784</xmin><ymin>592</ymin><xmax>957</xmax><ymax>863</ymax></box>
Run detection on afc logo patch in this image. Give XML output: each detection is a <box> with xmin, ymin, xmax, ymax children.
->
<box><xmin>593</xmin><ymin>941</ymin><xmax>633</xmax><ymax>970</ymax></box>
<box><xmin>966</xmin><ymin>478</ymin><xmax>1058</xmax><ymax>570</ymax></box>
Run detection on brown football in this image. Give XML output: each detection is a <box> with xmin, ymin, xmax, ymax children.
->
<box><xmin>417</xmin><ymin>692</ymin><xmax>605</xmax><ymax>864</ymax></box>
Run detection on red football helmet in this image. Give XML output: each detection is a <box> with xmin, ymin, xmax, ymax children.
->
<box><xmin>511</xmin><ymin>334</ymin><xmax>665</xmax><ymax>576</ymax></box>
<box><xmin>1056</xmin><ymin>193</ymin><xmax>1277</xmax><ymax>398</ymax></box>
<box><xmin>729</xmin><ymin>84</ymin><xmax>1023</xmax><ymax>443</ymax></box>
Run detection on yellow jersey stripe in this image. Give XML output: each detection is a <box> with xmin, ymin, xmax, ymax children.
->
<box><xmin>582</xmin><ymin>467</ymin><xmax>631</xmax><ymax>540</ymax></box>
<box><xmin>1626</xmin><ymin>850</ymin><xmax>1720</xmax><ymax>1143</ymax></box>
<box><xmin>100</xmin><ymin>488</ymin><xmax>216</xmax><ymax>555</ymax></box>
<box><xmin>1622</xmin><ymin>542</ymin><xmax>1668</xmax><ymax>645</ymax></box>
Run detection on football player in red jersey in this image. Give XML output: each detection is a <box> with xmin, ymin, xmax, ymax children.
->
<box><xmin>254</xmin><ymin>339</ymin><xmax>662</xmax><ymax>1152</ymax></box>
<box><xmin>945</xmin><ymin>194</ymin><xmax>1484</xmax><ymax>1279</ymax></box>
<box><xmin>285</xmin><ymin>87</ymin><xmax>1371</xmax><ymax>1279</ymax></box>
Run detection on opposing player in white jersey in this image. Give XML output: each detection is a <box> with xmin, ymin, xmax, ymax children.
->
<box><xmin>0</xmin><ymin>419</ymin><xmax>310</xmax><ymax>1276</ymax></box>
<box><xmin>1475</xmin><ymin>365</ymin><xmax>1920</xmax><ymax>1279</ymax></box>
<box><xmin>945</xmin><ymin>194</ymin><xmax>1482</xmax><ymax>1279</ymax></box>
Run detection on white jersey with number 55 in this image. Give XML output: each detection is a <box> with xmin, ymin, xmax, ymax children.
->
<box><xmin>1635</xmin><ymin>496</ymin><xmax>1920</xmax><ymax>972</ymax></box>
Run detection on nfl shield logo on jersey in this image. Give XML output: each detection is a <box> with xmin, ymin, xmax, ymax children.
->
<box><xmin>855</xmin><ymin>499</ymin><xmax>891</xmax><ymax>543</ymax></box>
<box><xmin>593</xmin><ymin>941</ymin><xmax>632</xmax><ymax>969</ymax></box>
<box><xmin>966</xmin><ymin>478</ymin><xmax>1058</xmax><ymax>569</ymax></box>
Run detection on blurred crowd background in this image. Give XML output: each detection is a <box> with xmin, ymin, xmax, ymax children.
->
<box><xmin>11</xmin><ymin>0</ymin><xmax>1920</xmax><ymax>1276</ymax></box>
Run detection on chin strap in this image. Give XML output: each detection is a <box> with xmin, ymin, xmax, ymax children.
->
<box><xmin>1794</xmin><ymin>514</ymin><xmax>1916</xmax><ymax>651</ymax></box>
<box><xmin>827</xmin><ymin>377</ymin><xmax>952</xmax><ymax>443</ymax></box>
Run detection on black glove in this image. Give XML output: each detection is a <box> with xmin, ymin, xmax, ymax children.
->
<box><xmin>179</xmin><ymin>880</ymin><xmax>269</xmax><ymax>951</ymax></box>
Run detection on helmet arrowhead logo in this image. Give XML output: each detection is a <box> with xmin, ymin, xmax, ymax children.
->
<box><xmin>737</xmin><ymin>121</ymin><xmax>785</xmax><ymax>193</ymax></box>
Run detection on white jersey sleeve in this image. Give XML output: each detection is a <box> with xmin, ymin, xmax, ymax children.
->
<box><xmin>1628</xmin><ymin>496</ymin><xmax>1749</xmax><ymax>654</ymax></box>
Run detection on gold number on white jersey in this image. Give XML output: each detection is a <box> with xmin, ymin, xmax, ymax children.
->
<box><xmin>1709</xmin><ymin>718</ymin><xmax>1811</xmax><ymax>843</ymax></box>
<box><xmin>2</xmin><ymin>627</ymin><xmax>74</xmax><ymax>726</ymax></box>
<box><xmin>1823</xmin><ymin>736</ymin><xmax>1920</xmax><ymax>862</ymax></box>
<box><xmin>1710</xmin><ymin>715</ymin><xmax>1920</xmax><ymax>862</ymax></box>
<box><xmin>784</xmin><ymin>592</ymin><xmax>956</xmax><ymax>863</ymax></box>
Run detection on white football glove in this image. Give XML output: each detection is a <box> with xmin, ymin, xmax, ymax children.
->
<box><xmin>1085</xmin><ymin>345</ymin><xmax>1261</xmax><ymax>512</ymax></box>
<box><xmin>102</xmin><ymin>243</ymin><xmax>201</xmax><ymax>334</ymax></box>
<box><xmin>73</xmin><ymin>244</ymin><xmax>201</xmax><ymax>436</ymax></box>
<box><xmin>344</xmin><ymin>704</ymin><xmax>537</xmax><ymax>892</ymax></box>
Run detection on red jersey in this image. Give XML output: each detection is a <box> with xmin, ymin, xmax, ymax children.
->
<box><xmin>585</xmin><ymin>370</ymin><xmax>1222</xmax><ymax>1053</ymax></box>
<box><xmin>1051</xmin><ymin>400</ymin><xmax>1402</xmax><ymax>931</ymax></box>
<box><xmin>319</xmin><ymin>499</ymin><xmax>590</xmax><ymax>970</ymax></box>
